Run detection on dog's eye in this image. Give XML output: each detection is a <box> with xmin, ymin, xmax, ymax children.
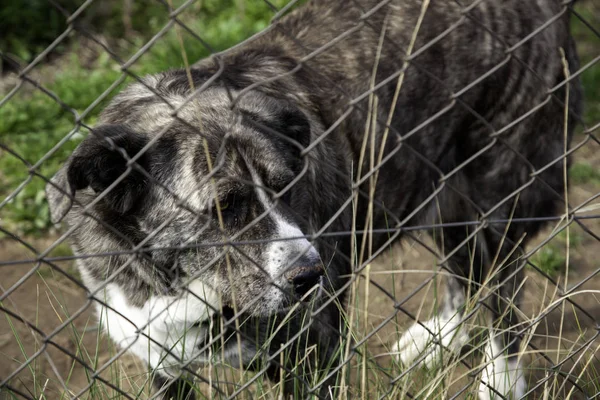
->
<box><xmin>215</xmin><ymin>194</ymin><xmax>234</xmax><ymax>213</ymax></box>
<box><xmin>213</xmin><ymin>193</ymin><xmax>246</xmax><ymax>228</ymax></box>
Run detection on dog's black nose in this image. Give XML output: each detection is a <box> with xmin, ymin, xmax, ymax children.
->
<box><xmin>285</xmin><ymin>263</ymin><xmax>324</xmax><ymax>298</ymax></box>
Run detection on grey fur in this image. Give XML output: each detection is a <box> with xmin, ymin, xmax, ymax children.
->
<box><xmin>47</xmin><ymin>0</ymin><xmax>582</xmax><ymax>398</ymax></box>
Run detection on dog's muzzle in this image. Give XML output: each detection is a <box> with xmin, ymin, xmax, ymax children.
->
<box><xmin>284</xmin><ymin>262</ymin><xmax>325</xmax><ymax>299</ymax></box>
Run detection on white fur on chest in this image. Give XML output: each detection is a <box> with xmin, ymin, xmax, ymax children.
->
<box><xmin>95</xmin><ymin>280</ymin><xmax>220</xmax><ymax>377</ymax></box>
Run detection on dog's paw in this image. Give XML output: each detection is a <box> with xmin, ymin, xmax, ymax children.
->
<box><xmin>478</xmin><ymin>360</ymin><xmax>526</xmax><ymax>400</ymax></box>
<box><xmin>478</xmin><ymin>338</ymin><xmax>526</xmax><ymax>400</ymax></box>
<box><xmin>392</xmin><ymin>315</ymin><xmax>469</xmax><ymax>369</ymax></box>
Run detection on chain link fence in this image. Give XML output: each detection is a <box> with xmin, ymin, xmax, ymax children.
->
<box><xmin>1</xmin><ymin>0</ymin><xmax>599</xmax><ymax>399</ymax></box>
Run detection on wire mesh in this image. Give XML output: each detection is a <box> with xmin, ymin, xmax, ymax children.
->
<box><xmin>1</xmin><ymin>0</ymin><xmax>599</xmax><ymax>399</ymax></box>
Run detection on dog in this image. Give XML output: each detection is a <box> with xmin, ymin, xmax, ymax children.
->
<box><xmin>46</xmin><ymin>0</ymin><xmax>582</xmax><ymax>398</ymax></box>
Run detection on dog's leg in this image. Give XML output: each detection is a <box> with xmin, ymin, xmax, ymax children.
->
<box><xmin>478</xmin><ymin>330</ymin><xmax>526</xmax><ymax>400</ymax></box>
<box><xmin>394</xmin><ymin>222</ymin><xmax>485</xmax><ymax>369</ymax></box>
<box><xmin>394</xmin><ymin>276</ymin><xmax>470</xmax><ymax>368</ymax></box>
<box><xmin>479</xmin><ymin>252</ymin><xmax>526</xmax><ymax>400</ymax></box>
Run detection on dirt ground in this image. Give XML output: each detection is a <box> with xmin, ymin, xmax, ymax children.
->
<box><xmin>1</xmin><ymin>138</ymin><xmax>599</xmax><ymax>400</ymax></box>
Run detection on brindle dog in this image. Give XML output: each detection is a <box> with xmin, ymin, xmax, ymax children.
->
<box><xmin>47</xmin><ymin>0</ymin><xmax>582</xmax><ymax>398</ymax></box>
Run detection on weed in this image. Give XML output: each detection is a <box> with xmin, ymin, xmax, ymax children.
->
<box><xmin>570</xmin><ymin>162</ymin><xmax>600</xmax><ymax>185</ymax></box>
<box><xmin>530</xmin><ymin>229</ymin><xmax>583</xmax><ymax>278</ymax></box>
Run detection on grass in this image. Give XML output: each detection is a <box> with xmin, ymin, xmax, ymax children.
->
<box><xmin>571</xmin><ymin>4</ymin><xmax>600</xmax><ymax>126</ymax></box>
<box><xmin>0</xmin><ymin>0</ymin><xmax>288</xmax><ymax>236</ymax></box>
<box><xmin>532</xmin><ymin>245</ymin><xmax>567</xmax><ymax>278</ymax></box>
<box><xmin>530</xmin><ymin>229</ymin><xmax>584</xmax><ymax>278</ymax></box>
<box><xmin>0</xmin><ymin>0</ymin><xmax>599</xmax><ymax>399</ymax></box>
<box><xmin>0</xmin><ymin>0</ymin><xmax>598</xmax><ymax>236</ymax></box>
<box><xmin>570</xmin><ymin>162</ymin><xmax>600</xmax><ymax>185</ymax></box>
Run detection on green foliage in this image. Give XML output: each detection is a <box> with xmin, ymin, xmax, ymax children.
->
<box><xmin>0</xmin><ymin>52</ymin><xmax>121</xmax><ymax>235</ymax></box>
<box><xmin>580</xmin><ymin>61</ymin><xmax>600</xmax><ymax>125</ymax></box>
<box><xmin>570</xmin><ymin>162</ymin><xmax>600</xmax><ymax>185</ymax></box>
<box><xmin>130</xmin><ymin>0</ymin><xmax>283</xmax><ymax>76</ymax></box>
<box><xmin>532</xmin><ymin>244</ymin><xmax>567</xmax><ymax>278</ymax></box>
<box><xmin>0</xmin><ymin>0</ymin><xmax>176</xmax><ymax>63</ymax></box>
<box><xmin>0</xmin><ymin>0</ymin><xmax>598</xmax><ymax>237</ymax></box>
<box><xmin>0</xmin><ymin>0</ymin><xmax>289</xmax><ymax>236</ymax></box>
<box><xmin>530</xmin><ymin>229</ymin><xmax>583</xmax><ymax>278</ymax></box>
<box><xmin>0</xmin><ymin>0</ymin><xmax>80</xmax><ymax>61</ymax></box>
<box><xmin>571</xmin><ymin>3</ymin><xmax>600</xmax><ymax>126</ymax></box>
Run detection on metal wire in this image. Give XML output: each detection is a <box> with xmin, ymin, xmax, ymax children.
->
<box><xmin>1</xmin><ymin>0</ymin><xmax>599</xmax><ymax>399</ymax></box>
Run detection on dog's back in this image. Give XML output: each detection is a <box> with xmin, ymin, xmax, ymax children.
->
<box><xmin>207</xmin><ymin>0</ymin><xmax>582</xmax><ymax>241</ymax></box>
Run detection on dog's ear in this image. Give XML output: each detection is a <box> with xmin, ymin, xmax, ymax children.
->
<box><xmin>241</xmin><ymin>102</ymin><xmax>312</xmax><ymax>151</ymax></box>
<box><xmin>46</xmin><ymin>125</ymin><xmax>150</xmax><ymax>223</ymax></box>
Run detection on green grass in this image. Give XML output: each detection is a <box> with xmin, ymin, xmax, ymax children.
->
<box><xmin>571</xmin><ymin>3</ymin><xmax>600</xmax><ymax>126</ymax></box>
<box><xmin>532</xmin><ymin>244</ymin><xmax>567</xmax><ymax>278</ymax></box>
<box><xmin>570</xmin><ymin>162</ymin><xmax>600</xmax><ymax>185</ymax></box>
<box><xmin>530</xmin><ymin>229</ymin><xmax>584</xmax><ymax>278</ymax></box>
<box><xmin>0</xmin><ymin>51</ymin><xmax>120</xmax><ymax>235</ymax></box>
<box><xmin>1</xmin><ymin>0</ymin><xmax>597</xmax><ymax>236</ymax></box>
<box><xmin>0</xmin><ymin>0</ymin><xmax>289</xmax><ymax>236</ymax></box>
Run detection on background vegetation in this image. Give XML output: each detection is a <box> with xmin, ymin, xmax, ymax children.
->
<box><xmin>1</xmin><ymin>1</ymin><xmax>597</xmax><ymax>239</ymax></box>
<box><xmin>0</xmin><ymin>0</ymin><xmax>600</xmax><ymax>235</ymax></box>
<box><xmin>0</xmin><ymin>0</ymin><xmax>290</xmax><ymax>235</ymax></box>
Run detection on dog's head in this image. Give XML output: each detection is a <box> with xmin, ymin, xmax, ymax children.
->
<box><xmin>46</xmin><ymin>69</ymin><xmax>328</xmax><ymax>317</ymax></box>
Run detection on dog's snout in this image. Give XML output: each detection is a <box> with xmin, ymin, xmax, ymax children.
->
<box><xmin>285</xmin><ymin>263</ymin><xmax>324</xmax><ymax>297</ymax></box>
